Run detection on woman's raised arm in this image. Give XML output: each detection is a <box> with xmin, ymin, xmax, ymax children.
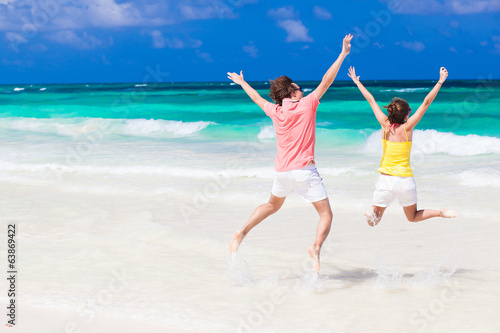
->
<box><xmin>406</xmin><ymin>67</ymin><xmax>448</xmax><ymax>129</ymax></box>
<box><xmin>348</xmin><ymin>66</ymin><xmax>388</xmax><ymax>126</ymax></box>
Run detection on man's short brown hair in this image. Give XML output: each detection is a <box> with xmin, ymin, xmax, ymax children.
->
<box><xmin>269</xmin><ymin>76</ymin><xmax>295</xmax><ymax>106</ymax></box>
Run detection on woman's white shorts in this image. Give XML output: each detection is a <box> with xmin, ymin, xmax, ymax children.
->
<box><xmin>372</xmin><ymin>174</ymin><xmax>417</xmax><ymax>207</ymax></box>
<box><xmin>272</xmin><ymin>164</ymin><xmax>328</xmax><ymax>203</ymax></box>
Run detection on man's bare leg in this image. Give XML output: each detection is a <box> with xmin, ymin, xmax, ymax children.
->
<box><xmin>229</xmin><ymin>194</ymin><xmax>286</xmax><ymax>253</ymax></box>
<box><xmin>308</xmin><ymin>198</ymin><xmax>333</xmax><ymax>273</ymax></box>
<box><xmin>403</xmin><ymin>204</ymin><xmax>458</xmax><ymax>222</ymax></box>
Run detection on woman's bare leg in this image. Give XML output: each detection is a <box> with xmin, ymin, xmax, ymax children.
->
<box><xmin>403</xmin><ymin>204</ymin><xmax>458</xmax><ymax>222</ymax></box>
<box><xmin>229</xmin><ymin>194</ymin><xmax>286</xmax><ymax>253</ymax></box>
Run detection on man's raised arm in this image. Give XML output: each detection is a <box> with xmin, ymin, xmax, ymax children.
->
<box><xmin>314</xmin><ymin>34</ymin><xmax>353</xmax><ymax>100</ymax></box>
<box><xmin>227</xmin><ymin>70</ymin><xmax>267</xmax><ymax>111</ymax></box>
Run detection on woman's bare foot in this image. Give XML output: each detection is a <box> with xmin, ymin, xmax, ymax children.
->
<box><xmin>308</xmin><ymin>246</ymin><xmax>320</xmax><ymax>273</ymax></box>
<box><xmin>364</xmin><ymin>211</ymin><xmax>380</xmax><ymax>226</ymax></box>
<box><xmin>229</xmin><ymin>231</ymin><xmax>244</xmax><ymax>253</ymax></box>
<box><xmin>440</xmin><ymin>208</ymin><xmax>459</xmax><ymax>218</ymax></box>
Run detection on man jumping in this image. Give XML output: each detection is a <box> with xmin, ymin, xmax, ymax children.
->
<box><xmin>227</xmin><ymin>34</ymin><xmax>353</xmax><ymax>273</ymax></box>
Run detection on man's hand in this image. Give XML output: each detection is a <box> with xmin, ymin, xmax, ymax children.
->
<box><xmin>438</xmin><ymin>67</ymin><xmax>448</xmax><ymax>84</ymax></box>
<box><xmin>227</xmin><ymin>70</ymin><xmax>245</xmax><ymax>85</ymax></box>
<box><xmin>227</xmin><ymin>70</ymin><xmax>267</xmax><ymax>110</ymax></box>
<box><xmin>347</xmin><ymin>66</ymin><xmax>360</xmax><ymax>84</ymax></box>
<box><xmin>342</xmin><ymin>34</ymin><xmax>353</xmax><ymax>56</ymax></box>
<box><xmin>314</xmin><ymin>33</ymin><xmax>353</xmax><ymax>100</ymax></box>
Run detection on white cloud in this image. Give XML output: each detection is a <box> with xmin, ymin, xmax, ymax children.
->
<box><xmin>243</xmin><ymin>41</ymin><xmax>258</xmax><ymax>58</ymax></box>
<box><xmin>0</xmin><ymin>0</ymin><xmax>172</xmax><ymax>31</ymax></box>
<box><xmin>277</xmin><ymin>19</ymin><xmax>313</xmax><ymax>43</ymax></box>
<box><xmin>0</xmin><ymin>0</ymin><xmax>256</xmax><ymax>32</ymax></box>
<box><xmin>47</xmin><ymin>30</ymin><xmax>102</xmax><ymax>50</ymax></box>
<box><xmin>150</xmin><ymin>30</ymin><xmax>166</xmax><ymax>48</ymax></box>
<box><xmin>268</xmin><ymin>6</ymin><xmax>298</xmax><ymax>19</ymax></box>
<box><xmin>179</xmin><ymin>4</ymin><xmax>231</xmax><ymax>20</ymax></box>
<box><xmin>313</xmin><ymin>6</ymin><xmax>332</xmax><ymax>20</ymax></box>
<box><xmin>268</xmin><ymin>6</ymin><xmax>313</xmax><ymax>43</ymax></box>
<box><xmin>5</xmin><ymin>32</ymin><xmax>28</xmax><ymax>44</ymax></box>
<box><xmin>0</xmin><ymin>0</ymin><xmax>255</xmax><ymax>51</ymax></box>
<box><xmin>180</xmin><ymin>0</ymin><xmax>257</xmax><ymax>20</ymax></box>
<box><xmin>380</xmin><ymin>0</ymin><xmax>500</xmax><ymax>14</ymax></box>
<box><xmin>196</xmin><ymin>50</ymin><xmax>213</xmax><ymax>62</ymax></box>
<box><xmin>2</xmin><ymin>57</ymin><xmax>33</xmax><ymax>67</ymax></box>
<box><xmin>165</xmin><ymin>38</ymin><xmax>187</xmax><ymax>49</ymax></box>
<box><xmin>450</xmin><ymin>0</ymin><xmax>500</xmax><ymax>14</ymax></box>
<box><xmin>398</xmin><ymin>40</ymin><xmax>425</xmax><ymax>52</ymax></box>
<box><xmin>29</xmin><ymin>44</ymin><xmax>48</xmax><ymax>52</ymax></box>
<box><xmin>86</xmin><ymin>0</ymin><xmax>142</xmax><ymax>27</ymax></box>
<box><xmin>493</xmin><ymin>36</ymin><xmax>500</xmax><ymax>54</ymax></box>
<box><xmin>148</xmin><ymin>30</ymin><xmax>202</xmax><ymax>49</ymax></box>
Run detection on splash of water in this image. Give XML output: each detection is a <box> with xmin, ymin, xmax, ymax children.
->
<box><xmin>226</xmin><ymin>252</ymin><xmax>254</xmax><ymax>285</ymax></box>
<box><xmin>370</xmin><ymin>216</ymin><xmax>461</xmax><ymax>288</ymax></box>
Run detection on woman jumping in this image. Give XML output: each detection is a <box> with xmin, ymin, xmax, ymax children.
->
<box><xmin>348</xmin><ymin>66</ymin><xmax>458</xmax><ymax>226</ymax></box>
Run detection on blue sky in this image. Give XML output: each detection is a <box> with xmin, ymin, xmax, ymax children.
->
<box><xmin>1</xmin><ymin>0</ymin><xmax>499</xmax><ymax>84</ymax></box>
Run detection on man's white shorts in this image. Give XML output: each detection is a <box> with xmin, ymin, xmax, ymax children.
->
<box><xmin>272</xmin><ymin>164</ymin><xmax>328</xmax><ymax>203</ymax></box>
<box><xmin>372</xmin><ymin>174</ymin><xmax>417</xmax><ymax>207</ymax></box>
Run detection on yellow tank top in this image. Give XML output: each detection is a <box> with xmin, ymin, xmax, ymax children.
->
<box><xmin>377</xmin><ymin>122</ymin><xmax>413</xmax><ymax>177</ymax></box>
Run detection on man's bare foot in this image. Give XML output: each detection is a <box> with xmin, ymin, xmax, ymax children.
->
<box><xmin>440</xmin><ymin>208</ymin><xmax>459</xmax><ymax>218</ymax></box>
<box><xmin>364</xmin><ymin>211</ymin><xmax>380</xmax><ymax>227</ymax></box>
<box><xmin>229</xmin><ymin>231</ymin><xmax>244</xmax><ymax>253</ymax></box>
<box><xmin>308</xmin><ymin>246</ymin><xmax>320</xmax><ymax>273</ymax></box>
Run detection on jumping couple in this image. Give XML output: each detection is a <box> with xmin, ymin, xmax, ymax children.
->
<box><xmin>227</xmin><ymin>34</ymin><xmax>458</xmax><ymax>273</ymax></box>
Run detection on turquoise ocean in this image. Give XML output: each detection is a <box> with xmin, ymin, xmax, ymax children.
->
<box><xmin>1</xmin><ymin>80</ymin><xmax>500</xmax><ymax>332</ymax></box>
<box><xmin>1</xmin><ymin>79</ymin><xmax>499</xmax><ymax>143</ymax></box>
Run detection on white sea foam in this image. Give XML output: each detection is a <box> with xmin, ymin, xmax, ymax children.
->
<box><xmin>14</xmin><ymin>87</ymin><xmax>25</xmax><ymax>91</ymax></box>
<box><xmin>122</xmin><ymin>118</ymin><xmax>214</xmax><ymax>137</ymax></box>
<box><xmin>40</xmin><ymin>87</ymin><xmax>47</xmax><ymax>91</ymax></box>
<box><xmin>363</xmin><ymin>129</ymin><xmax>500</xmax><ymax>156</ymax></box>
<box><xmin>380</xmin><ymin>88</ymin><xmax>430</xmax><ymax>93</ymax></box>
<box><xmin>134</xmin><ymin>84</ymin><xmax>147</xmax><ymax>87</ymax></box>
<box><xmin>257</xmin><ymin>125</ymin><xmax>276</xmax><ymax>139</ymax></box>
<box><xmin>320</xmin><ymin>166</ymin><xmax>371</xmax><ymax>177</ymax></box>
<box><xmin>459</xmin><ymin>169</ymin><xmax>500</xmax><ymax>188</ymax></box>
<box><xmin>227</xmin><ymin>253</ymin><xmax>254</xmax><ymax>285</ymax></box>
<box><xmin>0</xmin><ymin>160</ymin><xmax>275</xmax><ymax>179</ymax></box>
<box><xmin>316</xmin><ymin>121</ymin><xmax>333</xmax><ymax>127</ymax></box>
<box><xmin>0</xmin><ymin>117</ymin><xmax>215</xmax><ymax>138</ymax></box>
<box><xmin>0</xmin><ymin>117</ymin><xmax>110</xmax><ymax>138</ymax></box>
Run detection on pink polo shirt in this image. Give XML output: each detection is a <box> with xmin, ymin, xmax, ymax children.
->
<box><xmin>264</xmin><ymin>91</ymin><xmax>320</xmax><ymax>172</ymax></box>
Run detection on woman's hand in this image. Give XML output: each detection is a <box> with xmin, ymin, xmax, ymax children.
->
<box><xmin>438</xmin><ymin>67</ymin><xmax>448</xmax><ymax>84</ymax></box>
<box><xmin>227</xmin><ymin>70</ymin><xmax>245</xmax><ymax>85</ymax></box>
<box><xmin>347</xmin><ymin>66</ymin><xmax>360</xmax><ymax>84</ymax></box>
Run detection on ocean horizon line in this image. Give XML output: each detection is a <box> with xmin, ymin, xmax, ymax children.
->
<box><xmin>1</xmin><ymin>78</ymin><xmax>499</xmax><ymax>87</ymax></box>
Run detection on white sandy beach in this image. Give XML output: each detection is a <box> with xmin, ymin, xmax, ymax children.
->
<box><xmin>1</xmin><ymin>136</ymin><xmax>499</xmax><ymax>332</ymax></box>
